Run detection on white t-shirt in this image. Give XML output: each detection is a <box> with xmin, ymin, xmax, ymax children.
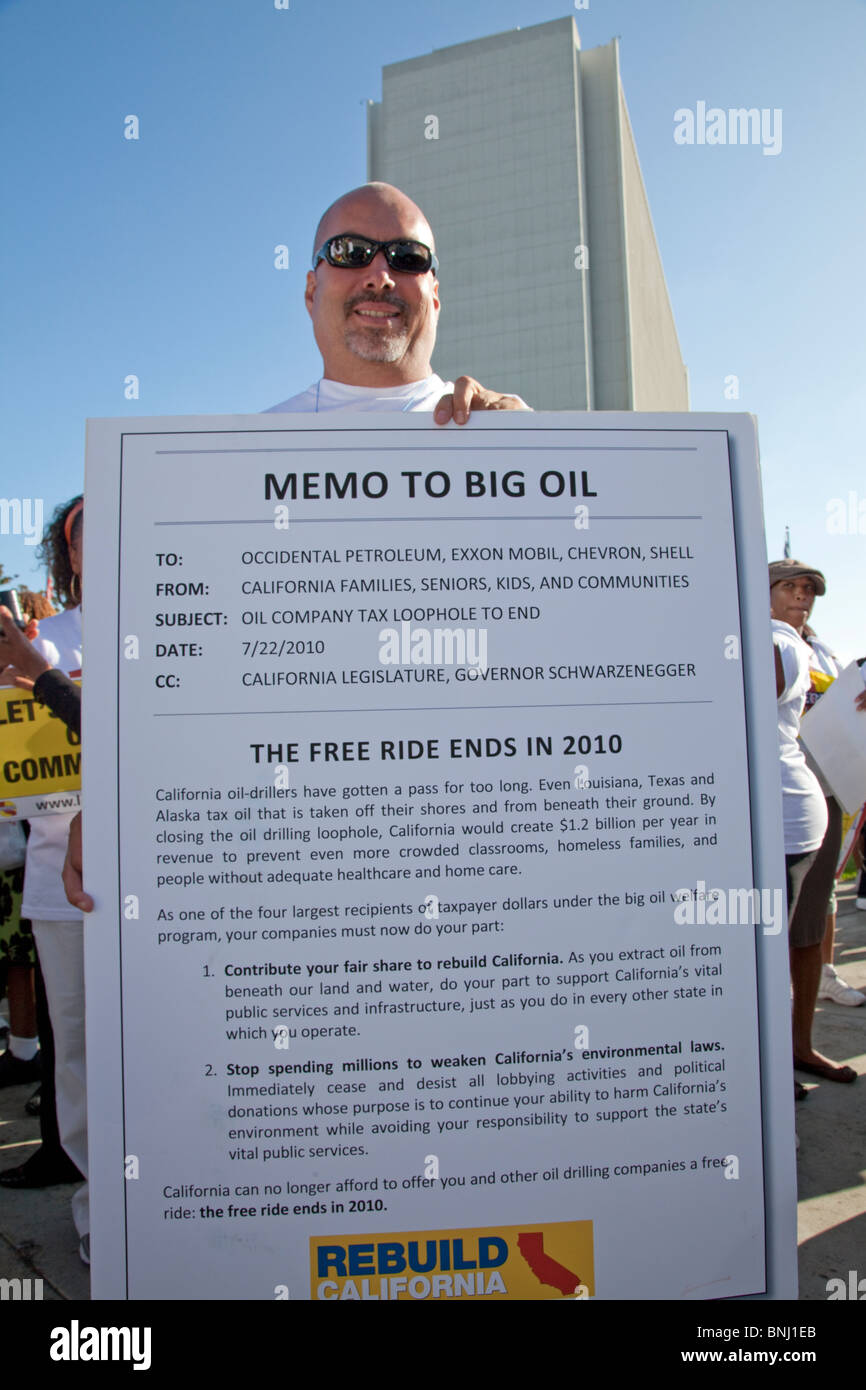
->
<box><xmin>265</xmin><ymin>375</ymin><xmax>453</xmax><ymax>414</ymax></box>
<box><xmin>21</xmin><ymin>605</ymin><xmax>82</xmax><ymax>922</ymax></box>
<box><xmin>801</xmin><ymin>631</ymin><xmax>840</xmax><ymax>796</ymax></box>
<box><xmin>265</xmin><ymin>374</ymin><xmax>530</xmax><ymax>414</ymax></box>
<box><xmin>772</xmin><ymin>619</ymin><xmax>828</xmax><ymax>854</ymax></box>
<box><xmin>803</xmin><ymin>633</ymin><xmax>839</xmax><ymax>692</ymax></box>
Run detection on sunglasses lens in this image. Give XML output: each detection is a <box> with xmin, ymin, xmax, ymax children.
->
<box><xmin>387</xmin><ymin>241</ymin><xmax>432</xmax><ymax>272</ymax></box>
<box><xmin>328</xmin><ymin>236</ymin><xmax>375</xmax><ymax>267</ymax></box>
<box><xmin>320</xmin><ymin>236</ymin><xmax>434</xmax><ymax>273</ymax></box>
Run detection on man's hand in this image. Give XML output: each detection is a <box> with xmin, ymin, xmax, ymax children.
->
<box><xmin>434</xmin><ymin>375</ymin><xmax>529</xmax><ymax>426</ymax></box>
<box><xmin>855</xmin><ymin>687</ymin><xmax>866</xmax><ymax>713</ymax></box>
<box><xmin>62</xmin><ymin>811</ymin><xmax>93</xmax><ymax>913</ymax></box>
<box><xmin>0</xmin><ymin>606</ymin><xmax>47</xmax><ymax>688</ymax></box>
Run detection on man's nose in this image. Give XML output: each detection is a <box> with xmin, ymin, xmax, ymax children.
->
<box><xmin>362</xmin><ymin>250</ymin><xmax>396</xmax><ymax>288</ymax></box>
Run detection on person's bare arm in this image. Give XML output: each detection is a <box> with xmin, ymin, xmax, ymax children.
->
<box><xmin>434</xmin><ymin>375</ymin><xmax>530</xmax><ymax>426</ymax></box>
<box><xmin>62</xmin><ymin>812</ymin><xmax>93</xmax><ymax>913</ymax></box>
<box><xmin>0</xmin><ymin>606</ymin><xmax>49</xmax><ymax>688</ymax></box>
<box><xmin>774</xmin><ymin>646</ymin><xmax>785</xmax><ymax>698</ymax></box>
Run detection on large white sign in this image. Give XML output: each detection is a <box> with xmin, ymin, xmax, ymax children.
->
<box><xmin>84</xmin><ymin>412</ymin><xmax>795</xmax><ymax>1301</ymax></box>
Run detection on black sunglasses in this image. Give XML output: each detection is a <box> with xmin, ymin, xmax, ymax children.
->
<box><xmin>312</xmin><ymin>234</ymin><xmax>439</xmax><ymax>275</ymax></box>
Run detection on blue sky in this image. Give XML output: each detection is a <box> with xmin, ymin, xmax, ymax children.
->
<box><xmin>2</xmin><ymin>0</ymin><xmax>864</xmax><ymax>658</ymax></box>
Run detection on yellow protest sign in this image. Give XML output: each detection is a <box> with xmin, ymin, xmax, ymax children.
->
<box><xmin>0</xmin><ymin>684</ymin><xmax>81</xmax><ymax>819</ymax></box>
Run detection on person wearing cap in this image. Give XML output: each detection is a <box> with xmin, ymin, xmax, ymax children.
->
<box><xmin>770</xmin><ymin>560</ymin><xmax>866</xmax><ymax>1086</ymax></box>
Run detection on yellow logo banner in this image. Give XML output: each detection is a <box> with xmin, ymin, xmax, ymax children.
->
<box><xmin>310</xmin><ymin>1219</ymin><xmax>594</xmax><ymax>1300</ymax></box>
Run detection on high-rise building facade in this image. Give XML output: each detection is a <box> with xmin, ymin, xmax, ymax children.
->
<box><xmin>367</xmin><ymin>17</ymin><xmax>688</xmax><ymax>411</ymax></box>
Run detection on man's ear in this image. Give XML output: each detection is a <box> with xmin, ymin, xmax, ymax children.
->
<box><xmin>304</xmin><ymin>269</ymin><xmax>317</xmax><ymax>319</ymax></box>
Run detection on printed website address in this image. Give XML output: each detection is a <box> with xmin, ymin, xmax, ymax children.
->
<box><xmin>33</xmin><ymin>794</ymin><xmax>79</xmax><ymax>812</ymax></box>
<box><xmin>681</xmin><ymin>1350</ymin><xmax>816</xmax><ymax>1364</ymax></box>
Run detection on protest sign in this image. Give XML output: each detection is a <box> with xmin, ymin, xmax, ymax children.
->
<box><xmin>0</xmin><ymin>684</ymin><xmax>81</xmax><ymax>819</ymax></box>
<box><xmin>84</xmin><ymin>412</ymin><xmax>794</xmax><ymax>1300</ymax></box>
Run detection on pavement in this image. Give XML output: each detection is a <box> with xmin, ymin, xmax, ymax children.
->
<box><xmin>1</xmin><ymin>883</ymin><xmax>864</xmax><ymax>1303</ymax></box>
<box><xmin>793</xmin><ymin>880</ymin><xmax>866</xmax><ymax>1298</ymax></box>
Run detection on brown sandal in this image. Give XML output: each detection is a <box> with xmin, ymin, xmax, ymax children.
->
<box><xmin>794</xmin><ymin>1057</ymin><xmax>857</xmax><ymax>1084</ymax></box>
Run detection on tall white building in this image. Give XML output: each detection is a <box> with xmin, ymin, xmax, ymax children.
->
<box><xmin>367</xmin><ymin>17</ymin><xmax>688</xmax><ymax>411</ymax></box>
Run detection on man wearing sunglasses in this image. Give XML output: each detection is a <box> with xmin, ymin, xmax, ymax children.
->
<box><xmin>266</xmin><ymin>181</ymin><xmax>529</xmax><ymax>421</ymax></box>
<box><xmin>56</xmin><ymin>184</ymin><xmax>531</xmax><ymax>924</ymax></box>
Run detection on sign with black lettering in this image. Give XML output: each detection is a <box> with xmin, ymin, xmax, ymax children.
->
<box><xmin>84</xmin><ymin>412</ymin><xmax>795</xmax><ymax>1301</ymax></box>
<box><xmin>0</xmin><ymin>685</ymin><xmax>81</xmax><ymax>819</ymax></box>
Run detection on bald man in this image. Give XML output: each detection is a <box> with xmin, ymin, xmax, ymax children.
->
<box><xmin>57</xmin><ymin>185</ymin><xmax>531</xmax><ymax>921</ymax></box>
<box><xmin>266</xmin><ymin>182</ymin><xmax>529</xmax><ymax>422</ymax></box>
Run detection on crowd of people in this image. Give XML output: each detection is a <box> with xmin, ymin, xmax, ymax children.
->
<box><xmin>0</xmin><ymin>496</ymin><xmax>87</xmax><ymax>1263</ymax></box>
<box><xmin>0</xmin><ymin>182</ymin><xmax>864</xmax><ymax>1277</ymax></box>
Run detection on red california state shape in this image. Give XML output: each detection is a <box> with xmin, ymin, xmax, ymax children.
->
<box><xmin>517</xmin><ymin>1232</ymin><xmax>582</xmax><ymax>1296</ymax></box>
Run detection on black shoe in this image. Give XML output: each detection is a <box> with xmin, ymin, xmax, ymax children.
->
<box><xmin>24</xmin><ymin>1084</ymin><xmax>41</xmax><ymax>1117</ymax></box>
<box><xmin>0</xmin><ymin>1046</ymin><xmax>41</xmax><ymax>1088</ymax></box>
<box><xmin>0</xmin><ymin>1148</ymin><xmax>83</xmax><ymax>1188</ymax></box>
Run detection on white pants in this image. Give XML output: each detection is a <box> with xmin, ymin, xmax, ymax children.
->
<box><xmin>32</xmin><ymin>918</ymin><xmax>88</xmax><ymax>1238</ymax></box>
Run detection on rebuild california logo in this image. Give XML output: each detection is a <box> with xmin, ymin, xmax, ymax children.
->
<box><xmin>310</xmin><ymin>1220</ymin><xmax>594</xmax><ymax>1300</ymax></box>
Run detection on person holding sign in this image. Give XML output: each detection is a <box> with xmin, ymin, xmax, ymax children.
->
<box><xmin>55</xmin><ymin>181</ymin><xmax>530</xmax><ymax>924</ymax></box>
<box><xmin>0</xmin><ymin>594</ymin><xmax>42</xmax><ymax>1096</ymax></box>
<box><xmin>15</xmin><ymin>498</ymin><xmax>89</xmax><ymax>1253</ymax></box>
<box><xmin>0</xmin><ymin>604</ymin><xmax>87</xmax><ymax>1190</ymax></box>
<box><xmin>266</xmin><ymin>181</ymin><xmax>530</xmax><ymax>420</ymax></box>
<box><xmin>796</xmin><ymin>621</ymin><xmax>866</xmax><ymax>1007</ymax></box>
<box><xmin>771</xmin><ymin>560</ymin><xmax>866</xmax><ymax>1087</ymax></box>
